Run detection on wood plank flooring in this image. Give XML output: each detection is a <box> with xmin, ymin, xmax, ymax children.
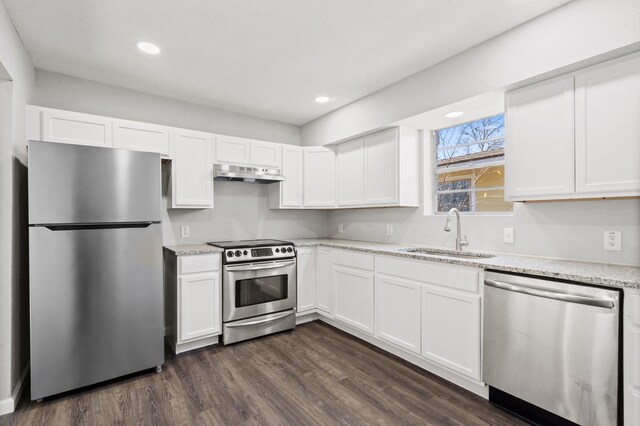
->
<box><xmin>0</xmin><ymin>321</ymin><xmax>525</xmax><ymax>425</ymax></box>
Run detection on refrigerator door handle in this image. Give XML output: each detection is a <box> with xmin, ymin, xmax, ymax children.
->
<box><xmin>42</xmin><ymin>222</ymin><xmax>156</xmax><ymax>231</ymax></box>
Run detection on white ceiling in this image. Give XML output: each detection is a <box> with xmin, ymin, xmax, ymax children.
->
<box><xmin>395</xmin><ymin>91</ymin><xmax>505</xmax><ymax>132</ymax></box>
<box><xmin>4</xmin><ymin>0</ymin><xmax>570</xmax><ymax>125</ymax></box>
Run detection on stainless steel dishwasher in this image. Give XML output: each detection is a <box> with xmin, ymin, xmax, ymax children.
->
<box><xmin>483</xmin><ymin>271</ymin><xmax>622</xmax><ymax>426</ymax></box>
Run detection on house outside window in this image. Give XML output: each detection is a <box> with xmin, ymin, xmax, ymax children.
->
<box><xmin>434</xmin><ymin>114</ymin><xmax>513</xmax><ymax>213</ymax></box>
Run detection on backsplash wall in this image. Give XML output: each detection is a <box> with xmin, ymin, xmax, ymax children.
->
<box><xmin>326</xmin><ymin>199</ymin><xmax>640</xmax><ymax>266</ymax></box>
<box><xmin>162</xmin><ymin>170</ymin><xmax>328</xmax><ymax>245</ymax></box>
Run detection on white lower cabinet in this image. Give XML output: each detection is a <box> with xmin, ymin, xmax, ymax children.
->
<box><xmin>333</xmin><ymin>265</ymin><xmax>374</xmax><ymax>334</ymax></box>
<box><xmin>375</xmin><ymin>274</ymin><xmax>421</xmax><ymax>354</ymax></box>
<box><xmin>421</xmin><ymin>284</ymin><xmax>481</xmax><ymax>380</ymax></box>
<box><xmin>624</xmin><ymin>292</ymin><xmax>640</xmax><ymax>426</ymax></box>
<box><xmin>316</xmin><ymin>248</ymin><xmax>334</xmax><ymax>315</ymax></box>
<box><xmin>179</xmin><ymin>272</ymin><xmax>221</xmax><ymax>341</ymax></box>
<box><xmin>164</xmin><ymin>251</ymin><xmax>222</xmax><ymax>354</ymax></box>
<box><xmin>296</xmin><ymin>247</ymin><xmax>317</xmax><ymax>313</ymax></box>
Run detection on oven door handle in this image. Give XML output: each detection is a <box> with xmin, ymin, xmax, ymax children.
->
<box><xmin>226</xmin><ymin>260</ymin><xmax>296</xmax><ymax>271</ymax></box>
<box><xmin>225</xmin><ymin>310</ymin><xmax>295</xmax><ymax>328</ymax></box>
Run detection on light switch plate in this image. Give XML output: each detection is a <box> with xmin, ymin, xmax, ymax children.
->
<box><xmin>338</xmin><ymin>223</ymin><xmax>344</xmax><ymax>234</ymax></box>
<box><xmin>503</xmin><ymin>228</ymin><xmax>515</xmax><ymax>244</ymax></box>
<box><xmin>386</xmin><ymin>224</ymin><xmax>393</xmax><ymax>236</ymax></box>
<box><xmin>603</xmin><ymin>231</ymin><xmax>621</xmax><ymax>251</ymax></box>
<box><xmin>181</xmin><ymin>225</ymin><xmax>190</xmax><ymax>238</ymax></box>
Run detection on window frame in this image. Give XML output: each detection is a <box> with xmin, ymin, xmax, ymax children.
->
<box><xmin>430</xmin><ymin>114</ymin><xmax>513</xmax><ymax>216</ymax></box>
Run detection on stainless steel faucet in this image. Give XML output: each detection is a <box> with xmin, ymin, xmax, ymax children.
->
<box><xmin>444</xmin><ymin>208</ymin><xmax>469</xmax><ymax>251</ymax></box>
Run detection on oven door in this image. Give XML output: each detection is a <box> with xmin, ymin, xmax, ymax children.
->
<box><xmin>223</xmin><ymin>259</ymin><xmax>296</xmax><ymax>322</ymax></box>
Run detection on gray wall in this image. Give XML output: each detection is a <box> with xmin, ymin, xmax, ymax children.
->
<box><xmin>0</xmin><ymin>0</ymin><xmax>35</xmax><ymax>409</ymax></box>
<box><xmin>327</xmin><ymin>200</ymin><xmax>640</xmax><ymax>266</ymax></box>
<box><xmin>34</xmin><ymin>70</ymin><xmax>301</xmax><ymax>145</ymax></box>
<box><xmin>162</xmin><ymin>169</ymin><xmax>327</xmax><ymax>245</ymax></box>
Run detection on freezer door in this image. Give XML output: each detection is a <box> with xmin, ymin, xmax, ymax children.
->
<box><xmin>28</xmin><ymin>140</ymin><xmax>161</xmax><ymax>224</ymax></box>
<box><xmin>29</xmin><ymin>224</ymin><xmax>164</xmax><ymax>400</ymax></box>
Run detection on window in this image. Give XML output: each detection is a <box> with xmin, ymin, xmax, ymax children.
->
<box><xmin>434</xmin><ymin>114</ymin><xmax>513</xmax><ymax>213</ymax></box>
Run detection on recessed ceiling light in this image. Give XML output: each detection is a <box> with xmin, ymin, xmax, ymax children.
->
<box><xmin>444</xmin><ymin>111</ymin><xmax>464</xmax><ymax>118</ymax></box>
<box><xmin>137</xmin><ymin>41</ymin><xmax>160</xmax><ymax>55</ymax></box>
<box><xmin>315</xmin><ymin>96</ymin><xmax>330</xmax><ymax>103</ymax></box>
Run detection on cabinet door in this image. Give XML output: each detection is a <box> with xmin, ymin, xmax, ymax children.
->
<box><xmin>337</xmin><ymin>139</ymin><xmax>365</xmax><ymax>206</ymax></box>
<box><xmin>575</xmin><ymin>55</ymin><xmax>640</xmax><ymax>195</ymax></box>
<box><xmin>303</xmin><ymin>147</ymin><xmax>336</xmax><ymax>207</ymax></box>
<box><xmin>171</xmin><ymin>129</ymin><xmax>214</xmax><ymax>208</ymax></box>
<box><xmin>296</xmin><ymin>248</ymin><xmax>317</xmax><ymax>312</ymax></box>
<box><xmin>250</xmin><ymin>140</ymin><xmax>282</xmax><ymax>167</ymax></box>
<box><xmin>421</xmin><ymin>284</ymin><xmax>480</xmax><ymax>380</ymax></box>
<box><xmin>281</xmin><ymin>145</ymin><xmax>303</xmax><ymax>207</ymax></box>
<box><xmin>364</xmin><ymin>128</ymin><xmax>398</xmax><ymax>204</ymax></box>
<box><xmin>216</xmin><ymin>135</ymin><xmax>250</xmax><ymax>164</ymax></box>
<box><xmin>41</xmin><ymin>108</ymin><xmax>112</xmax><ymax>147</ymax></box>
<box><xmin>375</xmin><ymin>275</ymin><xmax>421</xmax><ymax>354</ymax></box>
<box><xmin>334</xmin><ymin>265</ymin><xmax>374</xmax><ymax>334</ymax></box>
<box><xmin>505</xmin><ymin>76</ymin><xmax>575</xmax><ymax>200</ymax></box>
<box><xmin>316</xmin><ymin>248</ymin><xmax>334</xmax><ymax>314</ymax></box>
<box><xmin>178</xmin><ymin>272</ymin><xmax>221</xmax><ymax>342</ymax></box>
<box><xmin>113</xmin><ymin>119</ymin><xmax>170</xmax><ymax>157</ymax></box>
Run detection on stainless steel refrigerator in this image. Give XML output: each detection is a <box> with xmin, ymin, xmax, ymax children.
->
<box><xmin>28</xmin><ymin>140</ymin><xmax>164</xmax><ymax>400</ymax></box>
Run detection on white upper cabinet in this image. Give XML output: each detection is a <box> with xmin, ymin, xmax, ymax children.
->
<box><xmin>170</xmin><ymin>129</ymin><xmax>214</xmax><ymax>209</ymax></box>
<box><xmin>574</xmin><ymin>55</ymin><xmax>640</xmax><ymax>196</ymax></box>
<box><xmin>38</xmin><ymin>107</ymin><xmax>113</xmax><ymax>148</ymax></box>
<box><xmin>269</xmin><ymin>145</ymin><xmax>303</xmax><ymax>208</ymax></box>
<box><xmin>215</xmin><ymin>135</ymin><xmax>250</xmax><ymax>164</ymax></box>
<box><xmin>505</xmin><ymin>76</ymin><xmax>575</xmax><ymax>201</ymax></box>
<box><xmin>250</xmin><ymin>140</ymin><xmax>282</xmax><ymax>167</ymax></box>
<box><xmin>113</xmin><ymin>119</ymin><xmax>170</xmax><ymax>157</ymax></box>
<box><xmin>304</xmin><ymin>146</ymin><xmax>336</xmax><ymax>207</ymax></box>
<box><xmin>335</xmin><ymin>127</ymin><xmax>419</xmax><ymax>208</ymax></box>
<box><xmin>506</xmin><ymin>52</ymin><xmax>640</xmax><ymax>201</ymax></box>
<box><xmin>215</xmin><ymin>136</ymin><xmax>282</xmax><ymax>167</ymax></box>
<box><xmin>337</xmin><ymin>139</ymin><xmax>365</xmax><ymax>206</ymax></box>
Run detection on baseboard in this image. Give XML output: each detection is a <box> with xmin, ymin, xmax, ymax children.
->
<box><xmin>0</xmin><ymin>364</ymin><xmax>29</xmax><ymax>416</ymax></box>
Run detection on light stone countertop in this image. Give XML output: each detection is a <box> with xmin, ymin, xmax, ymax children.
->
<box><xmin>288</xmin><ymin>238</ymin><xmax>640</xmax><ymax>290</ymax></box>
<box><xmin>163</xmin><ymin>244</ymin><xmax>223</xmax><ymax>256</ymax></box>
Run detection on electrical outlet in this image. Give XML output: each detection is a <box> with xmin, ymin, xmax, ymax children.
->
<box><xmin>603</xmin><ymin>231</ymin><xmax>621</xmax><ymax>251</ymax></box>
<box><xmin>338</xmin><ymin>223</ymin><xmax>344</xmax><ymax>234</ymax></box>
<box><xmin>181</xmin><ymin>225</ymin><xmax>190</xmax><ymax>238</ymax></box>
<box><xmin>503</xmin><ymin>228</ymin><xmax>515</xmax><ymax>244</ymax></box>
<box><xmin>386</xmin><ymin>224</ymin><xmax>393</xmax><ymax>236</ymax></box>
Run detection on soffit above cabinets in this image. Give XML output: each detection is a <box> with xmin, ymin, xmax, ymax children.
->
<box><xmin>5</xmin><ymin>0</ymin><xmax>570</xmax><ymax>125</ymax></box>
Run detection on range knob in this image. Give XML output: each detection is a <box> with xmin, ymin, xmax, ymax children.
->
<box><xmin>275</xmin><ymin>248</ymin><xmax>280</xmax><ymax>253</ymax></box>
<box><xmin>243</xmin><ymin>250</ymin><xmax>248</xmax><ymax>255</ymax></box>
<box><xmin>227</xmin><ymin>251</ymin><xmax>234</xmax><ymax>258</ymax></box>
<box><xmin>235</xmin><ymin>250</ymin><xmax>242</xmax><ymax>257</ymax></box>
<box><xmin>287</xmin><ymin>247</ymin><xmax>293</xmax><ymax>253</ymax></box>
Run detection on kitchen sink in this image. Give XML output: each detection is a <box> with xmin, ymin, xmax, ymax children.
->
<box><xmin>400</xmin><ymin>248</ymin><xmax>495</xmax><ymax>259</ymax></box>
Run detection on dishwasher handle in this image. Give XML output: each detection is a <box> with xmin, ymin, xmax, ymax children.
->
<box><xmin>484</xmin><ymin>279</ymin><xmax>615</xmax><ymax>309</ymax></box>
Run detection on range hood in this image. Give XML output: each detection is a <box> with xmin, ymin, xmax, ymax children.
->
<box><xmin>213</xmin><ymin>163</ymin><xmax>285</xmax><ymax>184</ymax></box>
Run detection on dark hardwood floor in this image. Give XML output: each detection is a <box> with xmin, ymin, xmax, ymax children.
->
<box><xmin>0</xmin><ymin>321</ymin><xmax>525</xmax><ymax>425</ymax></box>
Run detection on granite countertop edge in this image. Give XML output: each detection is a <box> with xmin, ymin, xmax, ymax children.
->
<box><xmin>288</xmin><ymin>238</ymin><xmax>640</xmax><ymax>290</ymax></box>
<box><xmin>163</xmin><ymin>244</ymin><xmax>223</xmax><ymax>255</ymax></box>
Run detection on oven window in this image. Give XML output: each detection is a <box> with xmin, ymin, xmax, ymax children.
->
<box><xmin>235</xmin><ymin>275</ymin><xmax>288</xmax><ymax>307</ymax></box>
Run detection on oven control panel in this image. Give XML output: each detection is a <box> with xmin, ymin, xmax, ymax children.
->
<box><xmin>224</xmin><ymin>244</ymin><xmax>295</xmax><ymax>263</ymax></box>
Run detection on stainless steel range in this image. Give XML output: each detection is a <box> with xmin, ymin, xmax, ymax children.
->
<box><xmin>207</xmin><ymin>239</ymin><xmax>297</xmax><ymax>344</ymax></box>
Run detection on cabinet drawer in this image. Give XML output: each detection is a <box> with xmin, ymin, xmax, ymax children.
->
<box><xmin>179</xmin><ymin>254</ymin><xmax>220</xmax><ymax>274</ymax></box>
<box><xmin>332</xmin><ymin>250</ymin><xmax>374</xmax><ymax>271</ymax></box>
<box><xmin>375</xmin><ymin>256</ymin><xmax>479</xmax><ymax>293</ymax></box>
